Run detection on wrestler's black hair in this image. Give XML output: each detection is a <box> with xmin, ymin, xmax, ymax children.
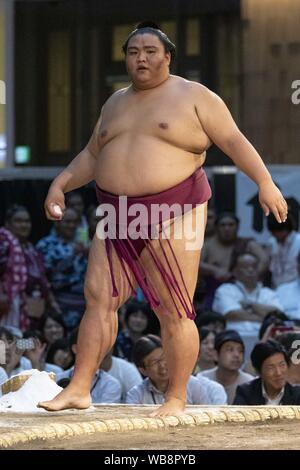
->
<box><xmin>5</xmin><ymin>204</ymin><xmax>30</xmax><ymax>223</ymax></box>
<box><xmin>132</xmin><ymin>334</ymin><xmax>162</xmax><ymax>368</ymax></box>
<box><xmin>122</xmin><ymin>21</ymin><xmax>176</xmax><ymax>64</ymax></box>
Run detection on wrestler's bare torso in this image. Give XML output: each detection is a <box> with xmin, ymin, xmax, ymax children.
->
<box><xmin>91</xmin><ymin>76</ymin><xmax>211</xmax><ymax>196</ymax></box>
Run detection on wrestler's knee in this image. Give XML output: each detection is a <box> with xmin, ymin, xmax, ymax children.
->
<box><xmin>84</xmin><ymin>276</ymin><xmax>109</xmax><ymax>310</ymax></box>
<box><xmin>156</xmin><ymin>306</ymin><xmax>195</xmax><ymax>329</ymax></box>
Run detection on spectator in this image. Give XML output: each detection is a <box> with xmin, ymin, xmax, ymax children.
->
<box><xmin>126</xmin><ymin>334</ymin><xmax>223</xmax><ymax>406</ymax></box>
<box><xmin>200</xmin><ymin>330</ymin><xmax>254</xmax><ymax>404</ymax></box>
<box><xmin>46</xmin><ymin>338</ymin><xmax>74</xmax><ymax>371</ymax></box>
<box><xmin>200</xmin><ymin>212</ymin><xmax>269</xmax><ymax>308</ymax></box>
<box><xmin>115</xmin><ymin>301</ymin><xmax>154</xmax><ymax>361</ymax></box>
<box><xmin>258</xmin><ymin>310</ymin><xmax>290</xmax><ymax>341</ymax></box>
<box><xmin>266</xmin><ymin>213</ymin><xmax>300</xmax><ymax>288</ymax></box>
<box><xmin>276</xmin><ymin>252</ymin><xmax>300</xmax><ymax>320</ymax></box>
<box><xmin>194</xmin><ymin>328</ymin><xmax>216</xmax><ymax>374</ymax></box>
<box><xmin>0</xmin><ymin>205</ymin><xmax>58</xmax><ymax>330</ymax></box>
<box><xmin>36</xmin><ymin>208</ymin><xmax>88</xmax><ymax>330</ymax></box>
<box><xmin>65</xmin><ymin>191</ymin><xmax>89</xmax><ymax>246</ymax></box>
<box><xmin>233</xmin><ymin>339</ymin><xmax>300</xmax><ymax>405</ymax></box>
<box><xmin>213</xmin><ymin>252</ymin><xmax>282</xmax><ymax>354</ymax></box>
<box><xmin>195</xmin><ymin>310</ymin><xmax>226</xmax><ymax>334</ymax></box>
<box><xmin>39</xmin><ymin>311</ymin><xmax>66</xmax><ymax>347</ymax></box>
<box><xmin>0</xmin><ymin>326</ymin><xmax>32</xmax><ymax>378</ymax></box>
<box><xmin>57</xmin><ymin>328</ymin><xmax>121</xmax><ymax>404</ymax></box>
<box><xmin>100</xmin><ymin>348</ymin><xmax>142</xmax><ymax>402</ymax></box>
<box><xmin>23</xmin><ymin>330</ymin><xmax>63</xmax><ymax>374</ymax></box>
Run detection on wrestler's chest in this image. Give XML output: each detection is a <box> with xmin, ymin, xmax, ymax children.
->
<box><xmin>100</xmin><ymin>102</ymin><xmax>202</xmax><ymax>141</ymax></box>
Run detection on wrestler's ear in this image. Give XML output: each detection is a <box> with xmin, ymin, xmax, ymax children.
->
<box><xmin>165</xmin><ymin>51</ymin><xmax>171</xmax><ymax>67</ymax></box>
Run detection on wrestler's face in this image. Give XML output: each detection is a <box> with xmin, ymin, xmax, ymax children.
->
<box><xmin>126</xmin><ymin>33</ymin><xmax>171</xmax><ymax>89</ymax></box>
<box><xmin>140</xmin><ymin>347</ymin><xmax>169</xmax><ymax>385</ymax></box>
<box><xmin>217</xmin><ymin>341</ymin><xmax>244</xmax><ymax>371</ymax></box>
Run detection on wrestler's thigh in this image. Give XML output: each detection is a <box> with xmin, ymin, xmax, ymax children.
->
<box><xmin>84</xmin><ymin>236</ymin><xmax>137</xmax><ymax>311</ymax></box>
<box><xmin>139</xmin><ymin>203</ymin><xmax>207</xmax><ymax>316</ymax></box>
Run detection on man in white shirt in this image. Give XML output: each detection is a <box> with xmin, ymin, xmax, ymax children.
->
<box><xmin>200</xmin><ymin>330</ymin><xmax>253</xmax><ymax>404</ymax></box>
<box><xmin>276</xmin><ymin>252</ymin><xmax>300</xmax><ymax>320</ymax></box>
<box><xmin>212</xmin><ymin>252</ymin><xmax>282</xmax><ymax>355</ymax></box>
<box><xmin>126</xmin><ymin>334</ymin><xmax>219</xmax><ymax>408</ymax></box>
<box><xmin>267</xmin><ymin>214</ymin><xmax>300</xmax><ymax>288</ymax></box>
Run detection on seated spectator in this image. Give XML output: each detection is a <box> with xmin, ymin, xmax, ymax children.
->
<box><xmin>212</xmin><ymin>252</ymin><xmax>282</xmax><ymax>353</ymax></box>
<box><xmin>100</xmin><ymin>348</ymin><xmax>142</xmax><ymax>402</ymax></box>
<box><xmin>258</xmin><ymin>310</ymin><xmax>290</xmax><ymax>340</ymax></box>
<box><xmin>23</xmin><ymin>330</ymin><xmax>63</xmax><ymax>374</ymax></box>
<box><xmin>127</xmin><ymin>334</ymin><xmax>213</xmax><ymax>406</ymax></box>
<box><xmin>200</xmin><ymin>330</ymin><xmax>254</xmax><ymax>404</ymax></box>
<box><xmin>196</xmin><ymin>374</ymin><xmax>227</xmax><ymax>405</ymax></box>
<box><xmin>46</xmin><ymin>338</ymin><xmax>74</xmax><ymax>371</ymax></box>
<box><xmin>36</xmin><ymin>208</ymin><xmax>88</xmax><ymax>330</ymax></box>
<box><xmin>233</xmin><ymin>339</ymin><xmax>300</xmax><ymax>405</ymax></box>
<box><xmin>194</xmin><ymin>328</ymin><xmax>216</xmax><ymax>374</ymax></box>
<box><xmin>39</xmin><ymin>311</ymin><xmax>66</xmax><ymax>347</ymax></box>
<box><xmin>195</xmin><ymin>310</ymin><xmax>226</xmax><ymax>334</ymax></box>
<box><xmin>65</xmin><ymin>191</ymin><xmax>89</xmax><ymax>246</ymax></box>
<box><xmin>115</xmin><ymin>301</ymin><xmax>156</xmax><ymax>361</ymax></box>
<box><xmin>276</xmin><ymin>252</ymin><xmax>300</xmax><ymax>320</ymax></box>
<box><xmin>200</xmin><ymin>212</ymin><xmax>269</xmax><ymax>308</ymax></box>
<box><xmin>266</xmin><ymin>213</ymin><xmax>300</xmax><ymax>288</ymax></box>
<box><xmin>0</xmin><ymin>205</ymin><xmax>58</xmax><ymax>330</ymax></box>
<box><xmin>56</xmin><ymin>328</ymin><xmax>121</xmax><ymax>404</ymax></box>
<box><xmin>277</xmin><ymin>332</ymin><xmax>300</xmax><ymax>385</ymax></box>
<box><xmin>0</xmin><ymin>326</ymin><xmax>32</xmax><ymax>378</ymax></box>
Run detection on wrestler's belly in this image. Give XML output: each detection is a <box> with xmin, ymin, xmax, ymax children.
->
<box><xmin>95</xmin><ymin>135</ymin><xmax>206</xmax><ymax>196</ymax></box>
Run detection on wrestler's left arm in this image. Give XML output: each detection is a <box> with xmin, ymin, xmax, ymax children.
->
<box><xmin>195</xmin><ymin>85</ymin><xmax>288</xmax><ymax>224</ymax></box>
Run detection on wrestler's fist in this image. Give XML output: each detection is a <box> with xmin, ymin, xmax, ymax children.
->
<box><xmin>44</xmin><ymin>185</ymin><xmax>65</xmax><ymax>220</ymax></box>
<box><xmin>258</xmin><ymin>180</ymin><xmax>288</xmax><ymax>224</ymax></box>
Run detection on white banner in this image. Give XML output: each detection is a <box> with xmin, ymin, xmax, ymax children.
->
<box><xmin>236</xmin><ymin>165</ymin><xmax>300</xmax><ymax>244</ymax></box>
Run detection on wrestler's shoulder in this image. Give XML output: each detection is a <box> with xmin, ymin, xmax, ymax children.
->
<box><xmin>103</xmin><ymin>86</ymin><xmax>132</xmax><ymax>109</ymax></box>
<box><xmin>173</xmin><ymin>76</ymin><xmax>223</xmax><ymax>104</ymax></box>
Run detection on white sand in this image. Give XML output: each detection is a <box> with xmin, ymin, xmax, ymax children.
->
<box><xmin>0</xmin><ymin>370</ymin><xmax>62</xmax><ymax>413</ymax></box>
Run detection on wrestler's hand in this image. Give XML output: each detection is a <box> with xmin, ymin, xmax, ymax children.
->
<box><xmin>44</xmin><ymin>185</ymin><xmax>65</xmax><ymax>220</ymax></box>
<box><xmin>258</xmin><ymin>180</ymin><xmax>288</xmax><ymax>223</ymax></box>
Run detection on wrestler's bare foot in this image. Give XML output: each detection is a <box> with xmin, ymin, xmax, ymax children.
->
<box><xmin>149</xmin><ymin>397</ymin><xmax>186</xmax><ymax>417</ymax></box>
<box><xmin>38</xmin><ymin>386</ymin><xmax>91</xmax><ymax>411</ymax></box>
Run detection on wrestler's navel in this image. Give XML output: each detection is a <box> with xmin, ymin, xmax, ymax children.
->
<box><xmin>158</xmin><ymin>122</ymin><xmax>169</xmax><ymax>130</ymax></box>
<box><xmin>100</xmin><ymin>129</ymin><xmax>108</xmax><ymax>138</ymax></box>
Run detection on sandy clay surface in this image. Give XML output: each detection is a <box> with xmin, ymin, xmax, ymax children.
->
<box><xmin>1</xmin><ymin>405</ymin><xmax>300</xmax><ymax>450</ymax></box>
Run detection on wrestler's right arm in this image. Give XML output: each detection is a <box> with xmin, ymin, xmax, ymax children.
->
<box><xmin>44</xmin><ymin>111</ymin><xmax>102</xmax><ymax>220</ymax></box>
